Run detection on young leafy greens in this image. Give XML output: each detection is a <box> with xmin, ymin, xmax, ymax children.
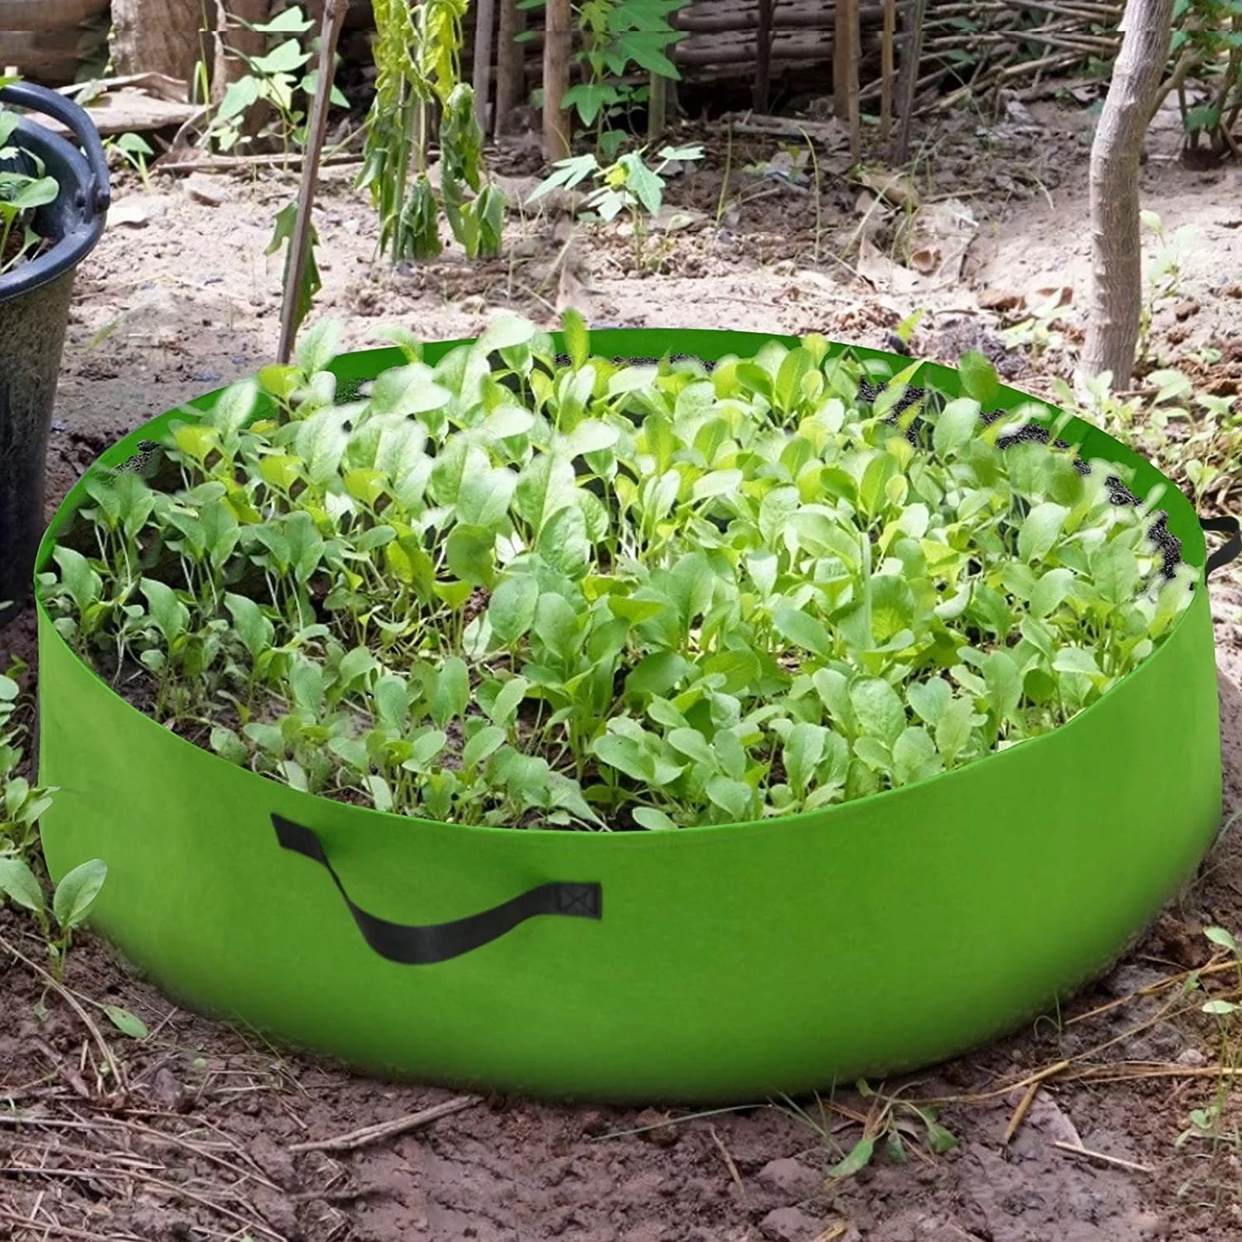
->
<box><xmin>0</xmin><ymin>77</ymin><xmax>58</xmax><ymax>275</ymax></box>
<box><xmin>40</xmin><ymin>316</ymin><xmax>1197</xmax><ymax>831</ymax></box>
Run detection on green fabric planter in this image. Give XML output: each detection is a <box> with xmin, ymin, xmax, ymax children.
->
<box><xmin>35</xmin><ymin>329</ymin><xmax>1234</xmax><ymax>1103</ymax></box>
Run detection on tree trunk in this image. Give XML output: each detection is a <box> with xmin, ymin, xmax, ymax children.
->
<box><xmin>1081</xmin><ymin>0</ymin><xmax>1175</xmax><ymax>386</ymax></box>
<box><xmin>472</xmin><ymin>0</ymin><xmax>497</xmax><ymax>131</ymax></box>
<box><xmin>542</xmin><ymin>0</ymin><xmax>572</xmax><ymax>161</ymax></box>
<box><xmin>110</xmin><ymin>0</ymin><xmax>207</xmax><ymax>86</ymax></box>
<box><xmin>494</xmin><ymin>0</ymin><xmax>526</xmax><ymax>138</ymax></box>
<box><xmin>212</xmin><ymin>0</ymin><xmax>268</xmax><ymax>98</ymax></box>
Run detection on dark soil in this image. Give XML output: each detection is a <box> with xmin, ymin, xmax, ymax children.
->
<box><xmin>2</xmin><ymin>94</ymin><xmax>1242</xmax><ymax>1241</ymax></box>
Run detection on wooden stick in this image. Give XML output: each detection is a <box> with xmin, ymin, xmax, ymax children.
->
<box><xmin>1051</xmin><ymin>1141</ymin><xmax>1154</xmax><ymax>1174</ymax></box>
<box><xmin>754</xmin><ymin>0</ymin><xmax>774</xmax><ymax>112</ymax></box>
<box><xmin>1002</xmin><ymin>1080</ymin><xmax>1041</xmax><ymax>1145</ymax></box>
<box><xmin>881</xmin><ymin>0</ymin><xmax>896</xmax><ymax>145</ymax></box>
<box><xmin>156</xmin><ymin>151</ymin><xmax>363</xmax><ymax>175</ymax></box>
<box><xmin>892</xmin><ymin>0</ymin><xmax>927</xmax><ymax>162</ymax></box>
<box><xmin>277</xmin><ymin>0</ymin><xmax>347</xmax><ymax>365</ymax></box>
<box><xmin>288</xmin><ymin>1095</ymin><xmax>482</xmax><ymax>1154</ymax></box>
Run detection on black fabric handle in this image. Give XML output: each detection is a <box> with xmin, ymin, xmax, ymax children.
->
<box><xmin>272</xmin><ymin>814</ymin><xmax>602</xmax><ymax>964</ymax></box>
<box><xmin>1203</xmin><ymin>515</ymin><xmax>1242</xmax><ymax>579</ymax></box>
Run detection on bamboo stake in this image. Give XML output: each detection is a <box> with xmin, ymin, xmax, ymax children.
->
<box><xmin>277</xmin><ymin>0</ymin><xmax>346</xmax><ymax>365</ymax></box>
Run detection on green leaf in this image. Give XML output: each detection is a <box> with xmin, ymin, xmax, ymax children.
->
<box><xmin>850</xmin><ymin>678</ymin><xmax>906</xmax><ymax>747</ymax></box>
<box><xmin>487</xmin><ymin>675</ymin><xmax>530</xmax><ymax>726</ymax></box>
<box><xmin>906</xmin><ymin>677</ymin><xmax>950</xmax><ymax>726</ymax></box>
<box><xmin>430</xmin><ymin>657</ymin><xmax>470</xmax><ymax>727</ymax></box>
<box><xmin>463</xmin><ymin>724</ymin><xmax>506</xmax><ymax>771</ymax></box>
<box><xmin>772</xmin><ymin>607</ymin><xmax>832</xmax><ymax>659</ymax></box>
<box><xmin>445</xmin><ymin>524</ymin><xmax>496</xmax><ymax>587</ymax></box>
<box><xmin>561</xmin><ymin>307</ymin><xmax>590</xmax><ymax>367</ymax></box>
<box><xmin>958</xmin><ymin>351</ymin><xmax>1000</xmax><ymax>407</ymax></box>
<box><xmin>829</xmin><ymin>1137</ymin><xmax>875</xmax><ymax>1180</ymax></box>
<box><xmin>932</xmin><ymin>398</ymin><xmax>979</xmax><ymax>458</ymax></box>
<box><xmin>456</xmin><ymin>467</ymin><xmax>519</xmax><ymax>530</ymax></box>
<box><xmin>266</xmin><ymin>201</ymin><xmax>322</xmax><ymax>351</ymax></box>
<box><xmin>785</xmin><ymin>722</ymin><xmax>826</xmax><ymax>796</ymax></box>
<box><xmin>1206</xmin><ymin>926</ymin><xmax>1239</xmax><ymax>955</ymax></box>
<box><xmin>52</xmin><ymin>858</ymin><xmax>108</xmax><ymax>931</ymax></box>
<box><xmin>488</xmin><ymin>575</ymin><xmax>540</xmax><ymax>644</ymax></box>
<box><xmin>982</xmin><ymin>650</ymin><xmax>1023</xmax><ymax>728</ymax></box>
<box><xmin>1052</xmin><ymin>647</ymin><xmax>1101</xmax><ymax>678</ymax></box>
<box><xmin>539</xmin><ymin>504</ymin><xmax>591</xmax><ymax>580</ymax></box>
<box><xmin>705</xmin><ymin>774</ymin><xmax>752</xmax><ymax>820</ymax></box>
<box><xmin>0</xmin><ymin>857</ymin><xmax>45</xmax><ymax>914</ymax></box>
<box><xmin>103</xmin><ymin>1005</ymin><xmax>150</xmax><ymax>1039</ymax></box>
<box><xmin>1018</xmin><ymin>503</ymin><xmax>1069</xmax><ymax>563</ymax></box>
<box><xmin>478</xmin><ymin>315</ymin><xmax>536</xmax><ymax>354</ymax></box>
<box><xmin>632</xmin><ymin>806</ymin><xmax>678</xmax><ymax>831</ymax></box>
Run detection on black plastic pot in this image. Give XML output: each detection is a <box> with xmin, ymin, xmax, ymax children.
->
<box><xmin>0</xmin><ymin>81</ymin><xmax>109</xmax><ymax>624</ymax></box>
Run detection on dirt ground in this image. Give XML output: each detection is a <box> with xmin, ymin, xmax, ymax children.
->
<box><xmin>3</xmin><ymin>94</ymin><xmax>1242</xmax><ymax>1242</ymax></box>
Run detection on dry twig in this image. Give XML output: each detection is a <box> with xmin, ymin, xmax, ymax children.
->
<box><xmin>289</xmin><ymin>1095</ymin><xmax>483</xmax><ymax>1154</ymax></box>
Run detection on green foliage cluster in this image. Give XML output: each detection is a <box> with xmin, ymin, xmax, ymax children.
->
<box><xmin>360</xmin><ymin>0</ymin><xmax>506</xmax><ymax>262</ymax></box>
<box><xmin>206</xmin><ymin>6</ymin><xmax>348</xmax><ymax>156</ymax></box>
<box><xmin>0</xmin><ymin>668</ymin><xmax>114</xmax><ymax>989</ymax></box>
<box><xmin>0</xmin><ymin>77</ymin><xmax>58</xmax><ymax>276</ymax></box>
<box><xmin>40</xmin><ymin>316</ymin><xmax>1195</xmax><ymax>832</ymax></box>
<box><xmin>520</xmin><ymin>0</ymin><xmax>687</xmax><ymax>158</ymax></box>
<box><xmin>1170</xmin><ymin>0</ymin><xmax>1242</xmax><ymax>151</ymax></box>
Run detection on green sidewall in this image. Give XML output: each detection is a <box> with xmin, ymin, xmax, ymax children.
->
<box><xmin>35</xmin><ymin>330</ymin><xmax>1223</xmax><ymax>1103</ymax></box>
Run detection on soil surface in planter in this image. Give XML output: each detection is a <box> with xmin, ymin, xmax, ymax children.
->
<box><xmin>2</xmin><ymin>97</ymin><xmax>1242</xmax><ymax>1242</ymax></box>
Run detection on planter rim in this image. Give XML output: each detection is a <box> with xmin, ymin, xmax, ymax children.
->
<box><xmin>32</xmin><ymin>329</ymin><xmax>1218</xmax><ymax>844</ymax></box>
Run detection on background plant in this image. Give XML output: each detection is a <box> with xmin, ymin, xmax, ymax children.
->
<box><xmin>360</xmin><ymin>0</ymin><xmax>506</xmax><ymax>262</ymax></box>
<box><xmin>0</xmin><ymin>669</ymin><xmax>118</xmax><ymax>998</ymax></box>
<box><xmin>530</xmin><ymin>142</ymin><xmax>703</xmax><ymax>267</ymax></box>
<box><xmin>520</xmin><ymin>0</ymin><xmax>687</xmax><ymax>159</ymax></box>
<box><xmin>105</xmin><ymin>131</ymin><xmax>155</xmax><ymax>192</ymax></box>
<box><xmin>1164</xmin><ymin>0</ymin><xmax>1242</xmax><ymax>154</ymax></box>
<box><xmin>208</xmin><ymin>6</ymin><xmax>347</xmax><ymax>157</ymax></box>
<box><xmin>40</xmin><ymin>316</ymin><xmax>1197</xmax><ymax>834</ymax></box>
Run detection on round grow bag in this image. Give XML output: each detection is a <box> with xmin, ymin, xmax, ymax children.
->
<box><xmin>35</xmin><ymin>329</ymin><xmax>1239</xmax><ymax>1103</ymax></box>
<box><xmin>0</xmin><ymin>81</ymin><xmax>109</xmax><ymax>622</ymax></box>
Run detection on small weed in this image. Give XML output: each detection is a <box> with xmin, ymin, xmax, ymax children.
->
<box><xmin>1173</xmin><ymin>925</ymin><xmax>1242</xmax><ymax>1206</ymax></box>
<box><xmin>530</xmin><ymin>144</ymin><xmax>704</xmax><ymax>269</ymax></box>
<box><xmin>785</xmin><ymin>1085</ymin><xmax>960</xmax><ymax>1182</ymax></box>
<box><xmin>105</xmin><ymin>132</ymin><xmax>155</xmax><ymax>192</ymax></box>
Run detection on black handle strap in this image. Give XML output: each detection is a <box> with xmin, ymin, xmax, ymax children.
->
<box><xmin>272</xmin><ymin>814</ymin><xmax>602</xmax><ymax>964</ymax></box>
<box><xmin>1203</xmin><ymin>515</ymin><xmax>1242</xmax><ymax>579</ymax></box>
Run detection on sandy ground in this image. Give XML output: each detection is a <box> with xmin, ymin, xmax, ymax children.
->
<box><xmin>2</xmin><ymin>96</ymin><xmax>1242</xmax><ymax>1241</ymax></box>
